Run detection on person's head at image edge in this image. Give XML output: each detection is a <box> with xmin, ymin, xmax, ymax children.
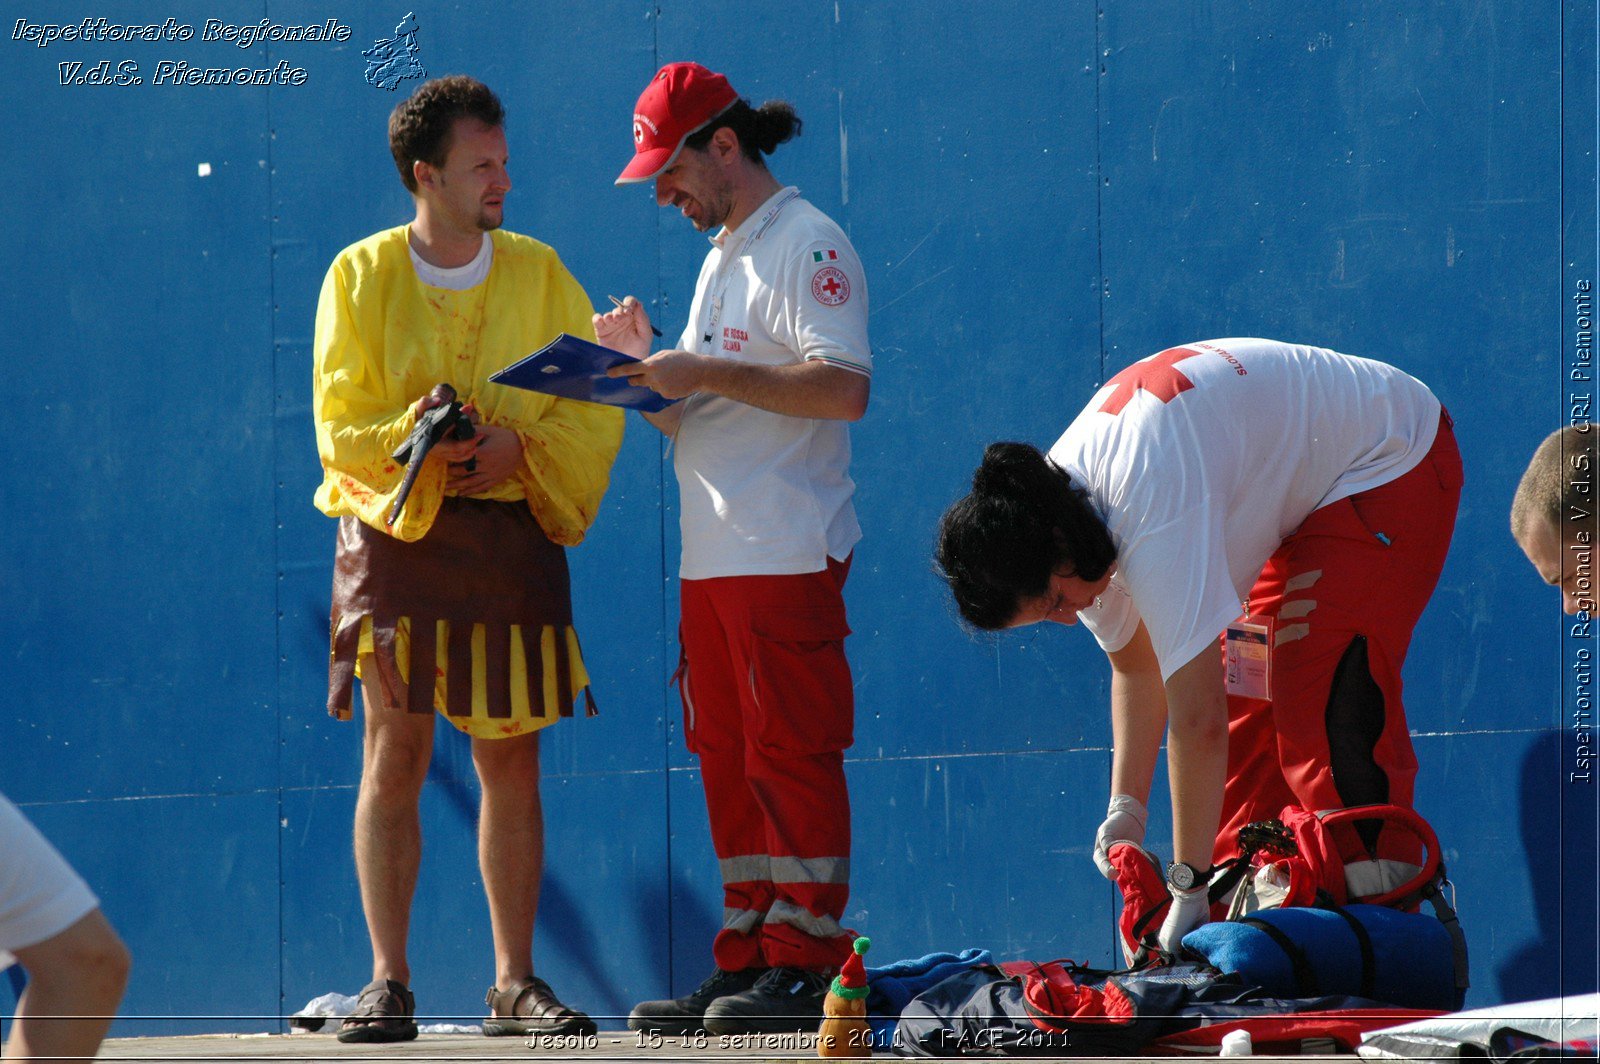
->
<box><xmin>1513</xmin><ymin>424</ymin><xmax>1600</xmax><ymax>615</ymax></box>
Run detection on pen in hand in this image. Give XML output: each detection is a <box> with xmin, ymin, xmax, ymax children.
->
<box><xmin>608</xmin><ymin>294</ymin><xmax>663</xmax><ymax>337</ymax></box>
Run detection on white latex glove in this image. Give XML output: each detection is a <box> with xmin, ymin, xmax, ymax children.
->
<box><xmin>1157</xmin><ymin>885</ymin><xmax>1211</xmax><ymax>954</ymax></box>
<box><xmin>1092</xmin><ymin>794</ymin><xmax>1148</xmax><ymax>879</ymax></box>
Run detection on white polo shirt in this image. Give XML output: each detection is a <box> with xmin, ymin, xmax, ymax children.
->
<box><xmin>673</xmin><ymin>187</ymin><xmax>872</xmax><ymax>579</ymax></box>
<box><xmin>1048</xmin><ymin>339</ymin><xmax>1442</xmax><ymax>680</ymax></box>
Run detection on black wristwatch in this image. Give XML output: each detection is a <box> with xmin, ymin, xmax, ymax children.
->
<box><xmin>1165</xmin><ymin>860</ymin><xmax>1212</xmax><ymax>893</ymax></box>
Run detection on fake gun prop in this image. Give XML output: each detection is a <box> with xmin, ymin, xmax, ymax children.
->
<box><xmin>386</xmin><ymin>382</ymin><xmax>476</xmax><ymax>527</ymax></box>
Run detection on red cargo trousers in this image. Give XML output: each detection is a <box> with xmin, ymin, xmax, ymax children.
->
<box><xmin>1215</xmin><ymin>414</ymin><xmax>1463</xmax><ymax>891</ymax></box>
<box><xmin>677</xmin><ymin>555</ymin><xmax>855</xmax><ymax>972</ymax></box>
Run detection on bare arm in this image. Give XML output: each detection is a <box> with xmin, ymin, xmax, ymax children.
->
<box><xmin>593</xmin><ymin>294</ymin><xmax>870</xmax><ymax>423</ymax></box>
<box><xmin>1161</xmin><ymin>645</ymin><xmax>1230</xmax><ymax>870</ymax></box>
<box><xmin>1105</xmin><ymin>620</ymin><xmax>1166</xmax><ymax>806</ymax></box>
<box><xmin>609</xmin><ymin>351</ymin><xmax>870</xmax><ymax>422</ymax></box>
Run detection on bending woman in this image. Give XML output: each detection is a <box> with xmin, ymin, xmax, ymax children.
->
<box><xmin>936</xmin><ymin>338</ymin><xmax>1461</xmax><ymax>948</ymax></box>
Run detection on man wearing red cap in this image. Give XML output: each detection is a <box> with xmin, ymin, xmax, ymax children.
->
<box><xmin>596</xmin><ymin>62</ymin><xmax>871</xmax><ymax>1036</ymax></box>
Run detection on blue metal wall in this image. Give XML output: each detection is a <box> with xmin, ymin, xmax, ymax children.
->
<box><xmin>0</xmin><ymin>0</ymin><xmax>1593</xmax><ymax>1035</ymax></box>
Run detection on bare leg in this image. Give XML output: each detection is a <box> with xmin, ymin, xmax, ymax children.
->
<box><xmin>471</xmin><ymin>731</ymin><xmax>542</xmax><ymax>988</ymax></box>
<box><xmin>354</xmin><ymin>664</ymin><xmax>434</xmax><ymax>986</ymax></box>
<box><xmin>3</xmin><ymin>909</ymin><xmax>130</xmax><ymax>1063</ymax></box>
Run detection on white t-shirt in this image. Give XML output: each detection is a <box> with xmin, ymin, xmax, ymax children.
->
<box><xmin>0</xmin><ymin>791</ymin><xmax>98</xmax><ymax>969</ymax></box>
<box><xmin>673</xmin><ymin>187</ymin><xmax>872</xmax><ymax>579</ymax></box>
<box><xmin>1048</xmin><ymin>338</ymin><xmax>1442</xmax><ymax>681</ymax></box>
<box><xmin>408</xmin><ymin>231</ymin><xmax>492</xmax><ymax>290</ymax></box>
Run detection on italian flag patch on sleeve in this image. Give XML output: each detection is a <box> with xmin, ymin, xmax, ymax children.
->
<box><xmin>811</xmin><ymin>249</ymin><xmax>839</xmax><ymax>263</ymax></box>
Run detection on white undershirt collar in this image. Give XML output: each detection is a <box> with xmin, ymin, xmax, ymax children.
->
<box><xmin>409</xmin><ymin>231</ymin><xmax>492</xmax><ymax>290</ymax></box>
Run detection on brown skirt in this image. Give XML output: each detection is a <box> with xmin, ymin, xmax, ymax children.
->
<box><xmin>327</xmin><ymin>498</ymin><xmax>583</xmax><ymax>722</ymax></box>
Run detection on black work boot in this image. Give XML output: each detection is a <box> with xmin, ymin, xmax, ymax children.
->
<box><xmin>702</xmin><ymin>966</ymin><xmax>833</xmax><ymax>1035</ymax></box>
<box><xmin>627</xmin><ymin>966</ymin><xmax>768</xmax><ymax>1034</ymax></box>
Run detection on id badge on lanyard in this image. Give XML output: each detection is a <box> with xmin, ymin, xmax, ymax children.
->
<box><xmin>1224</xmin><ymin>615</ymin><xmax>1272</xmax><ymax>700</ymax></box>
<box><xmin>699</xmin><ymin>187</ymin><xmax>797</xmax><ymax>350</ymax></box>
<box><xmin>701</xmin><ymin>294</ymin><xmax>723</xmax><ymax>348</ymax></box>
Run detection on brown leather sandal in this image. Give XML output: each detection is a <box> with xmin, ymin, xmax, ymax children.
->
<box><xmin>484</xmin><ymin>976</ymin><xmax>597</xmax><ymax>1037</ymax></box>
<box><xmin>336</xmin><ymin>978</ymin><xmax>419</xmax><ymax>1043</ymax></box>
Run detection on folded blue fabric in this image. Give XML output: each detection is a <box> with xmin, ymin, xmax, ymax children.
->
<box><xmin>1183</xmin><ymin>904</ymin><xmax>1461</xmax><ymax>1011</ymax></box>
<box><xmin>863</xmin><ymin>948</ymin><xmax>994</xmax><ymax>1048</ymax></box>
<box><xmin>866</xmin><ymin>947</ymin><xmax>994</xmax><ymax>1014</ymax></box>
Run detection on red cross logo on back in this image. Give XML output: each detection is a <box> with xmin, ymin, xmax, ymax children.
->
<box><xmin>1098</xmin><ymin>347</ymin><xmax>1203</xmax><ymax>415</ymax></box>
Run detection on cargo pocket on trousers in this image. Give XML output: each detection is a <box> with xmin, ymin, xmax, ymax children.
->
<box><xmin>747</xmin><ymin>605</ymin><xmax>855</xmax><ymax>756</ymax></box>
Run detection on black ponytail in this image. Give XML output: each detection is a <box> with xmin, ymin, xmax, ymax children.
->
<box><xmin>935</xmin><ymin>442</ymin><xmax>1117</xmax><ymax>630</ymax></box>
<box><xmin>684</xmin><ymin>99</ymin><xmax>802</xmax><ymax>163</ymax></box>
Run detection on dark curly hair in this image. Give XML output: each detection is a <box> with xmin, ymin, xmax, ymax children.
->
<box><xmin>935</xmin><ymin>442</ymin><xmax>1117</xmax><ymax>630</ymax></box>
<box><xmin>388</xmin><ymin>75</ymin><xmax>505</xmax><ymax>193</ymax></box>
<box><xmin>683</xmin><ymin>98</ymin><xmax>801</xmax><ymax>165</ymax></box>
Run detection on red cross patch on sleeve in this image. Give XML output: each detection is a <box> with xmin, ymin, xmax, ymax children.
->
<box><xmin>811</xmin><ymin>266</ymin><xmax>851</xmax><ymax>306</ymax></box>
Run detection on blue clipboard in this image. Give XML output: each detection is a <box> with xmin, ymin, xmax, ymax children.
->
<box><xmin>489</xmin><ymin>333</ymin><xmax>680</xmax><ymax>413</ymax></box>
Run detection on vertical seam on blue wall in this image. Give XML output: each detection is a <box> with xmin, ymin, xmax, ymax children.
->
<box><xmin>1092</xmin><ymin>2</ymin><xmax>1113</xmax><ymax>964</ymax></box>
<box><xmin>1092</xmin><ymin>3</ymin><xmax>1108</xmax><ymax>381</ymax></box>
<box><xmin>265</xmin><ymin>0</ymin><xmax>285</xmax><ymax>1030</ymax></box>
<box><xmin>653</xmin><ymin>1</ymin><xmax>675</xmax><ymax>995</ymax></box>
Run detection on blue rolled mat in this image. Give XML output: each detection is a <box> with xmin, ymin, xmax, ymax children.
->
<box><xmin>1182</xmin><ymin>904</ymin><xmax>1462</xmax><ymax>1011</ymax></box>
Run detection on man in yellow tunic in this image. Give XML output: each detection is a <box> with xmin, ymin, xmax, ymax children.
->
<box><xmin>311</xmin><ymin>76</ymin><xmax>623</xmax><ymax>1043</ymax></box>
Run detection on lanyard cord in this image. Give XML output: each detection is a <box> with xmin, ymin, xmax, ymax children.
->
<box><xmin>700</xmin><ymin>188</ymin><xmax>802</xmax><ymax>345</ymax></box>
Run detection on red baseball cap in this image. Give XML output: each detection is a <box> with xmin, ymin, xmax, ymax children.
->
<box><xmin>616</xmin><ymin>62</ymin><xmax>740</xmax><ymax>185</ymax></box>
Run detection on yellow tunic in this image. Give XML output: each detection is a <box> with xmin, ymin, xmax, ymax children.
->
<box><xmin>313</xmin><ymin>226</ymin><xmax>624</xmax><ymax>737</ymax></box>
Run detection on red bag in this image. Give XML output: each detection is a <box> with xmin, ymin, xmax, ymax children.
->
<box><xmin>1252</xmin><ymin>804</ymin><xmax>1445</xmax><ymax>912</ymax></box>
<box><xmin>1108</xmin><ymin>804</ymin><xmax>1461</xmax><ymax>965</ymax></box>
<box><xmin>1149</xmin><ymin>1007</ymin><xmax>1444</xmax><ymax>1054</ymax></box>
<box><xmin>995</xmin><ymin>959</ymin><xmax>1136</xmax><ymax>1032</ymax></box>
